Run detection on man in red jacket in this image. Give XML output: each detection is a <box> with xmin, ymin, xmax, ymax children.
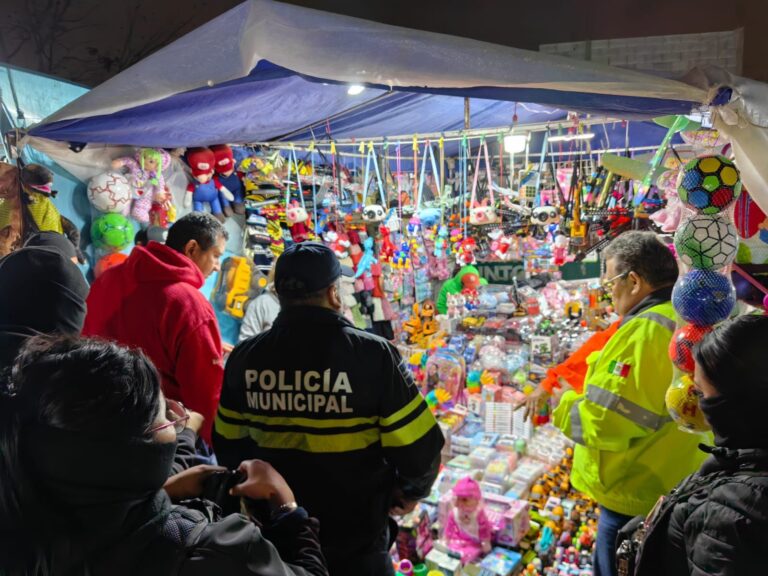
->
<box><xmin>83</xmin><ymin>212</ymin><xmax>228</xmax><ymax>444</ymax></box>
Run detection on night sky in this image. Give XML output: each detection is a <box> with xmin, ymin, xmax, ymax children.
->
<box><xmin>1</xmin><ymin>0</ymin><xmax>763</xmax><ymax>87</ymax></box>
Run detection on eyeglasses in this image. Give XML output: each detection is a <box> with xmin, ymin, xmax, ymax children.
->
<box><xmin>601</xmin><ymin>271</ymin><xmax>630</xmax><ymax>292</ymax></box>
<box><xmin>148</xmin><ymin>398</ymin><xmax>189</xmax><ymax>435</ymax></box>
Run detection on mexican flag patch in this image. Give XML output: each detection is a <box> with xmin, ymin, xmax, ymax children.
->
<box><xmin>609</xmin><ymin>360</ymin><xmax>631</xmax><ymax>378</ymax></box>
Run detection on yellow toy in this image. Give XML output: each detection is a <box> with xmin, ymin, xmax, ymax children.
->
<box><xmin>211</xmin><ymin>256</ymin><xmax>267</xmax><ymax>319</ymax></box>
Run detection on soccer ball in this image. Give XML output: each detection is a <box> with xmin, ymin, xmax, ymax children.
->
<box><xmin>677</xmin><ymin>155</ymin><xmax>742</xmax><ymax>215</ymax></box>
<box><xmin>87</xmin><ymin>171</ymin><xmax>132</xmax><ymax>213</ymax></box>
<box><xmin>665</xmin><ymin>374</ymin><xmax>710</xmax><ymax>433</ymax></box>
<box><xmin>94</xmin><ymin>252</ymin><xmax>128</xmax><ymax>277</ymax></box>
<box><xmin>674</xmin><ymin>214</ymin><xmax>738</xmax><ymax>270</ymax></box>
<box><xmin>91</xmin><ymin>213</ymin><xmax>134</xmax><ymax>251</ymax></box>
<box><xmin>668</xmin><ymin>323</ymin><xmax>712</xmax><ymax>373</ymax></box>
<box><xmin>672</xmin><ymin>269</ymin><xmax>736</xmax><ymax>326</ymax></box>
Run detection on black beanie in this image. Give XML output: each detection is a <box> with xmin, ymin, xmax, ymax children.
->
<box><xmin>0</xmin><ymin>247</ymin><xmax>89</xmax><ymax>367</ymax></box>
<box><xmin>24</xmin><ymin>232</ymin><xmax>78</xmax><ymax>262</ymax></box>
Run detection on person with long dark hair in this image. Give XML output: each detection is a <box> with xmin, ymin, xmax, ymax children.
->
<box><xmin>0</xmin><ymin>335</ymin><xmax>327</xmax><ymax>576</ymax></box>
<box><xmin>626</xmin><ymin>314</ymin><xmax>768</xmax><ymax>575</ymax></box>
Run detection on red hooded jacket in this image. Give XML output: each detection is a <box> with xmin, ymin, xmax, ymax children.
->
<box><xmin>83</xmin><ymin>242</ymin><xmax>223</xmax><ymax>443</ymax></box>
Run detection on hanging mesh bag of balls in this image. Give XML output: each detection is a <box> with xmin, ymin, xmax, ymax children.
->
<box><xmin>672</xmin><ymin>155</ymin><xmax>740</xmax><ymax>326</ymax></box>
<box><xmin>666</xmin><ymin>155</ymin><xmax>742</xmax><ymax>433</ymax></box>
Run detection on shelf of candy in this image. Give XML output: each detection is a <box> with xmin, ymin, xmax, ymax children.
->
<box><xmin>392</xmin><ymin>424</ymin><xmax>598</xmax><ymax>576</ymax></box>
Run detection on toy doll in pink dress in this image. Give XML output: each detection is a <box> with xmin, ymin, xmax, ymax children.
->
<box><xmin>443</xmin><ymin>476</ymin><xmax>492</xmax><ymax>563</ymax></box>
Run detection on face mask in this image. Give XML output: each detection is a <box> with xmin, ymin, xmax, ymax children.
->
<box><xmin>699</xmin><ymin>394</ymin><xmax>764</xmax><ymax>449</ymax></box>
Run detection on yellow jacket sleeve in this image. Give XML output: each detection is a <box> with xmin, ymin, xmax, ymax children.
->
<box><xmin>553</xmin><ymin>316</ymin><xmax>673</xmax><ymax>452</ymax></box>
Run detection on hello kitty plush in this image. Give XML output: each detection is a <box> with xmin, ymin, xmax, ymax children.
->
<box><xmin>286</xmin><ymin>201</ymin><xmax>311</xmax><ymax>243</ymax></box>
<box><xmin>442</xmin><ymin>477</ymin><xmax>492</xmax><ymax>563</ymax></box>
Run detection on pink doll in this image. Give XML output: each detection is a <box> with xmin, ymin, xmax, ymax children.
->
<box><xmin>285</xmin><ymin>201</ymin><xmax>311</xmax><ymax>243</ymax></box>
<box><xmin>112</xmin><ymin>148</ymin><xmax>173</xmax><ymax>226</ymax></box>
<box><xmin>443</xmin><ymin>476</ymin><xmax>492</xmax><ymax>563</ymax></box>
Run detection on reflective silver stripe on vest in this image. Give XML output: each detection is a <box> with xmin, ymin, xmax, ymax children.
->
<box><xmin>637</xmin><ymin>311</ymin><xmax>676</xmax><ymax>332</ymax></box>
<box><xmin>570</xmin><ymin>398</ymin><xmax>586</xmax><ymax>445</ymax></box>
<box><xmin>586</xmin><ymin>386</ymin><xmax>672</xmax><ymax>430</ymax></box>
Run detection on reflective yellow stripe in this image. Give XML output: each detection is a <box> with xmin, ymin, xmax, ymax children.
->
<box><xmin>380</xmin><ymin>395</ymin><xmax>423</xmax><ymax>427</ymax></box>
<box><xmin>218</xmin><ymin>404</ymin><xmax>378</xmax><ymax>429</ymax></box>
<box><xmin>381</xmin><ymin>407</ymin><xmax>438</xmax><ymax>448</ymax></box>
<box><xmin>245</xmin><ymin>427</ymin><xmax>379</xmax><ymax>453</ymax></box>
<box><xmin>214</xmin><ymin>414</ymin><xmax>248</xmax><ymax>440</ymax></box>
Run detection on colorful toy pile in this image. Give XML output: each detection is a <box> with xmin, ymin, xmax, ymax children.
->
<box><xmin>391</xmin><ymin>425</ymin><xmax>599</xmax><ymax>576</ymax></box>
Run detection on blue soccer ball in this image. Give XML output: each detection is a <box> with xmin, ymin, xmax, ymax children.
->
<box><xmin>672</xmin><ymin>269</ymin><xmax>736</xmax><ymax>326</ymax></box>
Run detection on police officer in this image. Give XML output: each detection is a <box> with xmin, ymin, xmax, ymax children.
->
<box><xmin>552</xmin><ymin>232</ymin><xmax>707</xmax><ymax>576</ymax></box>
<box><xmin>214</xmin><ymin>242</ymin><xmax>444</xmax><ymax>576</ymax></box>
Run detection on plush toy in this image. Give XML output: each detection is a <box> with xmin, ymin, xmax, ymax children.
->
<box><xmin>392</xmin><ymin>242</ymin><xmax>411</xmax><ymax>269</ymax></box>
<box><xmin>354</xmin><ymin>236</ymin><xmax>377</xmax><ymax>279</ymax></box>
<box><xmin>469</xmin><ymin>199</ymin><xmax>499</xmax><ymax>226</ymax></box>
<box><xmin>434</xmin><ymin>225</ymin><xmax>449</xmax><ymax>258</ymax></box>
<box><xmin>112</xmin><ymin>148</ymin><xmax>174</xmax><ymax>226</ymax></box>
<box><xmin>16</xmin><ymin>164</ymin><xmax>64</xmax><ymax>234</ymax></box>
<box><xmin>327</xmin><ymin>230</ymin><xmax>351</xmax><ymax>259</ymax></box>
<box><xmin>437</xmin><ymin>265</ymin><xmax>488</xmax><ymax>314</ymax></box>
<box><xmin>456</xmin><ymin>238</ymin><xmax>478</xmax><ymax>266</ymax></box>
<box><xmin>446</xmin><ymin>292</ymin><xmax>467</xmax><ymax>318</ymax></box>
<box><xmin>406</xmin><ymin>215</ymin><xmax>421</xmax><ymax>237</ymax></box>
<box><xmin>461</xmin><ymin>273</ymin><xmax>481</xmax><ymax>310</ymax></box>
<box><xmin>488</xmin><ymin>229</ymin><xmax>512</xmax><ymax>261</ymax></box>
<box><xmin>379</xmin><ymin>225</ymin><xmax>396</xmax><ymax>261</ymax></box>
<box><xmin>184</xmin><ymin>147</ymin><xmax>235</xmax><ymax>221</ymax></box>
<box><xmin>285</xmin><ymin>201</ymin><xmax>311</xmax><ymax>243</ymax></box>
<box><xmin>442</xmin><ymin>476</ymin><xmax>492</xmax><ymax>563</ymax></box>
<box><xmin>211</xmin><ymin>144</ymin><xmax>245</xmax><ymax>216</ymax></box>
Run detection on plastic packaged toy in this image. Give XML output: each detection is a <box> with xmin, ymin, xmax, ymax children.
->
<box><xmin>442</xmin><ymin>477</ymin><xmax>493</xmax><ymax>563</ymax></box>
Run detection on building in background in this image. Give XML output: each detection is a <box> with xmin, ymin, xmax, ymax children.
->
<box><xmin>540</xmin><ymin>29</ymin><xmax>743</xmax><ymax>78</ymax></box>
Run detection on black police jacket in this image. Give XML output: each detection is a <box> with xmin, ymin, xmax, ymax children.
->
<box><xmin>636</xmin><ymin>445</ymin><xmax>768</xmax><ymax>576</ymax></box>
<box><xmin>214</xmin><ymin>306</ymin><xmax>444</xmax><ymax>557</ymax></box>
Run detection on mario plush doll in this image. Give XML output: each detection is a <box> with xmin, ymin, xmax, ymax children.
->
<box><xmin>210</xmin><ymin>144</ymin><xmax>245</xmax><ymax>217</ymax></box>
<box><xmin>184</xmin><ymin>147</ymin><xmax>235</xmax><ymax>222</ymax></box>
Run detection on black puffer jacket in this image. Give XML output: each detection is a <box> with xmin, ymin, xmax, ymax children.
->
<box><xmin>636</xmin><ymin>445</ymin><xmax>768</xmax><ymax>576</ymax></box>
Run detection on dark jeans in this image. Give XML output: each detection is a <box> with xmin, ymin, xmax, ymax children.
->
<box><xmin>594</xmin><ymin>505</ymin><xmax>633</xmax><ymax>576</ymax></box>
<box><xmin>324</xmin><ymin>521</ymin><xmax>395</xmax><ymax>576</ymax></box>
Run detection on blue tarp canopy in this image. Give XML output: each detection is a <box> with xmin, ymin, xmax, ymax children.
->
<box><xmin>27</xmin><ymin>0</ymin><xmax>710</xmax><ymax>148</ymax></box>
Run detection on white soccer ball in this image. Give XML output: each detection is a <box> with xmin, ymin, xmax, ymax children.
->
<box><xmin>674</xmin><ymin>214</ymin><xmax>738</xmax><ymax>270</ymax></box>
<box><xmin>87</xmin><ymin>171</ymin><xmax>132</xmax><ymax>213</ymax></box>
